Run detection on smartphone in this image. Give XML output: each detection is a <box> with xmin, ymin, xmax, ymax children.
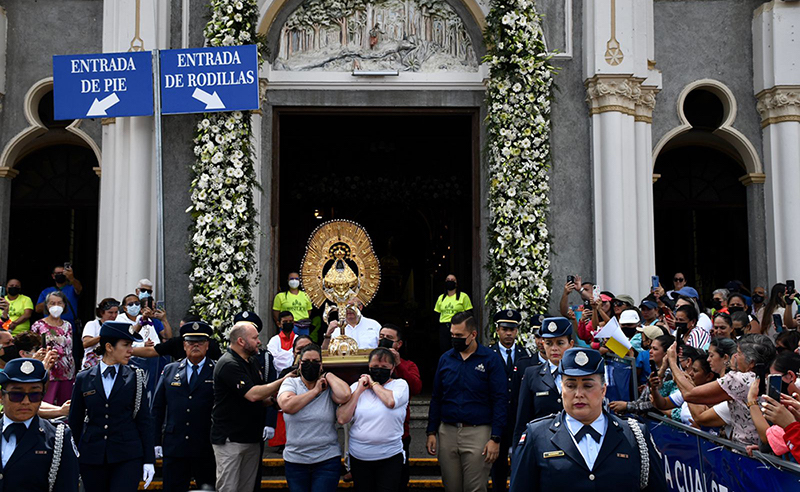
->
<box><xmin>64</xmin><ymin>262</ymin><xmax>72</xmax><ymax>270</ymax></box>
<box><xmin>787</xmin><ymin>280</ymin><xmax>795</xmax><ymax>293</ymax></box>
<box><xmin>767</xmin><ymin>374</ymin><xmax>783</xmax><ymax>402</ymax></box>
<box><xmin>156</xmin><ymin>300</ymin><xmax>165</xmax><ymax>311</ymax></box>
<box><xmin>773</xmin><ymin>313</ymin><xmax>784</xmax><ymax>333</ymax></box>
<box><xmin>583</xmin><ymin>299</ymin><xmax>592</xmax><ymax>309</ymax></box>
<box><xmin>593</xmin><ymin>285</ymin><xmax>600</xmax><ymax>301</ymax></box>
<box><xmin>649</xmin><ymin>360</ymin><xmax>658</xmax><ymax>374</ymax></box>
<box><xmin>651</xmin><ymin>275</ymin><xmax>659</xmax><ymax>291</ymax></box>
<box><xmin>142</xmin><ymin>297</ymin><xmax>154</xmax><ymax>310</ymax></box>
<box><xmin>567</xmin><ymin>275</ymin><xmax>575</xmax><ymax>284</ymax></box>
<box><xmin>0</xmin><ymin>286</ymin><xmax>5</xmax><ymax>298</ymax></box>
<box><xmin>676</xmin><ymin>324</ymin><xmax>688</xmax><ymax>347</ymax></box>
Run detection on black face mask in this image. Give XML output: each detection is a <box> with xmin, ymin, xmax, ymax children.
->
<box><xmin>54</xmin><ymin>274</ymin><xmax>67</xmax><ymax>284</ymax></box>
<box><xmin>712</xmin><ymin>300</ymin><xmax>723</xmax><ymax>310</ymax></box>
<box><xmin>281</xmin><ymin>322</ymin><xmax>294</xmax><ymax>334</ymax></box>
<box><xmin>370</xmin><ymin>367</ymin><xmax>392</xmax><ymax>385</ymax></box>
<box><xmin>752</xmin><ymin>294</ymin><xmax>765</xmax><ymax>304</ymax></box>
<box><xmin>378</xmin><ymin>338</ymin><xmax>394</xmax><ymax>349</ymax></box>
<box><xmin>445</xmin><ymin>280</ymin><xmax>456</xmax><ymax>291</ymax></box>
<box><xmin>728</xmin><ymin>306</ymin><xmax>745</xmax><ymax>314</ymax></box>
<box><xmin>6</xmin><ymin>287</ymin><xmax>20</xmax><ymax>297</ymax></box>
<box><xmin>300</xmin><ymin>361</ymin><xmax>321</xmax><ymax>382</ymax></box>
<box><xmin>0</xmin><ymin>345</ymin><xmax>20</xmax><ymax>363</ymax></box>
<box><xmin>675</xmin><ymin>322</ymin><xmax>689</xmax><ymax>336</ymax></box>
<box><xmin>451</xmin><ymin>336</ymin><xmax>471</xmax><ymax>353</ymax></box>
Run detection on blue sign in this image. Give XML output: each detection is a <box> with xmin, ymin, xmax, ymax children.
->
<box><xmin>159</xmin><ymin>45</ymin><xmax>259</xmax><ymax>115</ymax></box>
<box><xmin>53</xmin><ymin>51</ymin><xmax>154</xmax><ymax>120</ymax></box>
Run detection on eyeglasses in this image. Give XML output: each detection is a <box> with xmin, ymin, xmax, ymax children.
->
<box><xmin>139</xmin><ymin>289</ymin><xmax>153</xmax><ymax>294</ymax></box>
<box><xmin>2</xmin><ymin>390</ymin><xmax>44</xmax><ymax>403</ymax></box>
<box><xmin>674</xmin><ymin>278</ymin><xmax>685</xmax><ymax>282</ymax></box>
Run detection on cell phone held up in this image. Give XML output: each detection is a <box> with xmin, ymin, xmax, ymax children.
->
<box><xmin>567</xmin><ymin>275</ymin><xmax>575</xmax><ymax>285</ymax></box>
<box><xmin>0</xmin><ymin>286</ymin><xmax>5</xmax><ymax>298</ymax></box>
<box><xmin>773</xmin><ymin>313</ymin><xmax>784</xmax><ymax>334</ymax></box>
<box><xmin>766</xmin><ymin>374</ymin><xmax>783</xmax><ymax>403</ymax></box>
<box><xmin>651</xmin><ymin>275</ymin><xmax>659</xmax><ymax>291</ymax></box>
<box><xmin>786</xmin><ymin>280</ymin><xmax>795</xmax><ymax>295</ymax></box>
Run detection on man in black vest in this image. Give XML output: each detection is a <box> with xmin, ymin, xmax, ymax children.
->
<box><xmin>489</xmin><ymin>309</ymin><xmax>537</xmax><ymax>492</ymax></box>
<box><xmin>152</xmin><ymin>321</ymin><xmax>217</xmax><ymax>491</ymax></box>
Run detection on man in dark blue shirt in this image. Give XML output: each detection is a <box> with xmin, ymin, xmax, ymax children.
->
<box><xmin>426</xmin><ymin>311</ymin><xmax>507</xmax><ymax>492</ymax></box>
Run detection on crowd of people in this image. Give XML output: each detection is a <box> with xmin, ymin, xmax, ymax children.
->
<box><xmin>1</xmin><ymin>265</ymin><xmax>800</xmax><ymax>491</ymax></box>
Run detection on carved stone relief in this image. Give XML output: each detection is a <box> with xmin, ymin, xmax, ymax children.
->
<box><xmin>274</xmin><ymin>0</ymin><xmax>479</xmax><ymax>72</ymax></box>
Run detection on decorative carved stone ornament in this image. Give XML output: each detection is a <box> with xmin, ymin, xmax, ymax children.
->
<box><xmin>756</xmin><ymin>86</ymin><xmax>800</xmax><ymax>128</ymax></box>
<box><xmin>585</xmin><ymin>75</ymin><xmax>658</xmax><ymax>120</ymax></box>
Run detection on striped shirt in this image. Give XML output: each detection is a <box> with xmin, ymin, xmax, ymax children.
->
<box><xmin>686</xmin><ymin>327</ymin><xmax>711</xmax><ymax>350</ymax></box>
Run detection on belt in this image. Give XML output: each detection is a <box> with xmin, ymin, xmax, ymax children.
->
<box><xmin>442</xmin><ymin>422</ymin><xmax>483</xmax><ymax>428</ymax></box>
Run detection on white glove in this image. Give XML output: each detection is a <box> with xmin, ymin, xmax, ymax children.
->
<box><xmin>263</xmin><ymin>426</ymin><xmax>275</xmax><ymax>441</ymax></box>
<box><xmin>143</xmin><ymin>464</ymin><xmax>155</xmax><ymax>489</ymax></box>
<box><xmin>154</xmin><ymin>446</ymin><xmax>163</xmax><ymax>459</ymax></box>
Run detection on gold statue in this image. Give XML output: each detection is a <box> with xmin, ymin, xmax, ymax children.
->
<box><xmin>300</xmin><ymin>220</ymin><xmax>380</xmax><ymax>356</ymax></box>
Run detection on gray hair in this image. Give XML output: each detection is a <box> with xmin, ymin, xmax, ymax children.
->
<box><xmin>45</xmin><ymin>290</ymin><xmax>68</xmax><ymax>306</ymax></box>
<box><xmin>712</xmin><ymin>289</ymin><xmax>730</xmax><ymax>301</ymax></box>
<box><xmin>738</xmin><ymin>334</ymin><xmax>776</xmax><ymax>379</ymax></box>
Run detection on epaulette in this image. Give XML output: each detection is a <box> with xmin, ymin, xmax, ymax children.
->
<box><xmin>529</xmin><ymin>413</ymin><xmax>557</xmax><ymax>425</ymax></box>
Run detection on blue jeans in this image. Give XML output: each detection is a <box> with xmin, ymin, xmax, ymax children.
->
<box><xmin>284</xmin><ymin>456</ymin><xmax>341</xmax><ymax>492</ymax></box>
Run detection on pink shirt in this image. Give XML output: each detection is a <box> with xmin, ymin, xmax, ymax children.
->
<box><xmin>31</xmin><ymin>319</ymin><xmax>75</xmax><ymax>381</ymax></box>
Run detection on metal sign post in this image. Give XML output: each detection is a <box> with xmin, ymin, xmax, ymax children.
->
<box><xmin>152</xmin><ymin>49</ymin><xmax>166</xmax><ymax>300</ymax></box>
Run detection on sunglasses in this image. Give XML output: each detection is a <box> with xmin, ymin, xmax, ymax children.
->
<box><xmin>613</xmin><ymin>301</ymin><xmax>627</xmax><ymax>307</ymax></box>
<box><xmin>2</xmin><ymin>390</ymin><xmax>44</xmax><ymax>403</ymax></box>
<box><xmin>126</xmin><ymin>301</ymin><xmax>141</xmax><ymax>307</ymax></box>
<box><xmin>139</xmin><ymin>289</ymin><xmax>153</xmax><ymax>294</ymax></box>
<box><xmin>674</xmin><ymin>278</ymin><xmax>685</xmax><ymax>282</ymax></box>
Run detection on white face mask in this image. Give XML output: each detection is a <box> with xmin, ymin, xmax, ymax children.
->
<box><xmin>49</xmin><ymin>305</ymin><xmax>64</xmax><ymax>319</ymax></box>
<box><xmin>127</xmin><ymin>304</ymin><xmax>141</xmax><ymax>317</ymax></box>
<box><xmin>288</xmin><ymin>279</ymin><xmax>300</xmax><ymax>289</ymax></box>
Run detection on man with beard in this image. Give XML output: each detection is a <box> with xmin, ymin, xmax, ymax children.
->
<box><xmin>211</xmin><ymin>322</ymin><xmax>295</xmax><ymax>492</ymax></box>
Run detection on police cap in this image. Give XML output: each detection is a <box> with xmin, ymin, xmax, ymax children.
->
<box><xmin>559</xmin><ymin>348</ymin><xmax>605</xmax><ymax>377</ymax></box>
<box><xmin>539</xmin><ymin>317</ymin><xmax>572</xmax><ymax>338</ymax></box>
<box><xmin>0</xmin><ymin>358</ymin><xmax>48</xmax><ymax>386</ymax></box>
<box><xmin>233</xmin><ymin>311</ymin><xmax>263</xmax><ymax>333</ymax></box>
<box><xmin>99</xmin><ymin>321</ymin><xmax>144</xmax><ymax>342</ymax></box>
<box><xmin>493</xmin><ymin>309</ymin><xmax>521</xmax><ymax>328</ymax></box>
<box><xmin>180</xmin><ymin>321</ymin><xmax>213</xmax><ymax>341</ymax></box>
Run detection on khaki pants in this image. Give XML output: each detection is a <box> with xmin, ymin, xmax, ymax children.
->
<box><xmin>438</xmin><ymin>423</ymin><xmax>492</xmax><ymax>492</ymax></box>
<box><xmin>212</xmin><ymin>440</ymin><xmax>262</xmax><ymax>492</ymax></box>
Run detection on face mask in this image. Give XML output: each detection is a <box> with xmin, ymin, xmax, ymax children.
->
<box><xmin>378</xmin><ymin>338</ymin><xmax>395</xmax><ymax>349</ymax></box>
<box><xmin>451</xmin><ymin>336</ymin><xmax>471</xmax><ymax>353</ymax></box>
<box><xmin>370</xmin><ymin>367</ymin><xmax>392</xmax><ymax>385</ymax></box>
<box><xmin>288</xmin><ymin>279</ymin><xmax>300</xmax><ymax>289</ymax></box>
<box><xmin>712</xmin><ymin>300</ymin><xmax>722</xmax><ymax>310</ymax></box>
<box><xmin>138</xmin><ymin>291</ymin><xmax>151</xmax><ymax>300</ymax></box>
<box><xmin>6</xmin><ymin>287</ymin><xmax>20</xmax><ymax>297</ymax></box>
<box><xmin>0</xmin><ymin>345</ymin><xmax>19</xmax><ymax>363</ymax></box>
<box><xmin>752</xmin><ymin>294</ymin><xmax>765</xmax><ymax>304</ymax></box>
<box><xmin>281</xmin><ymin>322</ymin><xmax>294</xmax><ymax>334</ymax></box>
<box><xmin>445</xmin><ymin>280</ymin><xmax>456</xmax><ymax>291</ymax></box>
<box><xmin>301</xmin><ymin>361</ymin><xmax>321</xmax><ymax>382</ymax></box>
<box><xmin>728</xmin><ymin>306</ymin><xmax>745</xmax><ymax>314</ymax></box>
<box><xmin>127</xmin><ymin>304</ymin><xmax>141</xmax><ymax>317</ymax></box>
<box><xmin>54</xmin><ymin>274</ymin><xmax>67</xmax><ymax>284</ymax></box>
<box><xmin>49</xmin><ymin>305</ymin><xmax>64</xmax><ymax>318</ymax></box>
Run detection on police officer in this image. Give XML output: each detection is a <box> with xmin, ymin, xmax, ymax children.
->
<box><xmin>488</xmin><ymin>309</ymin><xmax>537</xmax><ymax>492</ymax></box>
<box><xmin>152</xmin><ymin>321</ymin><xmax>217</xmax><ymax>491</ymax></box>
<box><xmin>0</xmin><ymin>358</ymin><xmax>79</xmax><ymax>491</ymax></box>
<box><xmin>529</xmin><ymin>314</ymin><xmax>548</xmax><ymax>365</ymax></box>
<box><xmin>509</xmin><ymin>348</ymin><xmax>667</xmax><ymax>492</ymax></box>
<box><xmin>69</xmin><ymin>321</ymin><xmax>156</xmax><ymax>492</ymax></box>
<box><xmin>513</xmin><ymin>317</ymin><xmax>574</xmax><ymax>445</ymax></box>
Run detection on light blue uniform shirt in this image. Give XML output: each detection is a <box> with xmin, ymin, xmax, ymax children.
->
<box><xmin>2</xmin><ymin>415</ymin><xmax>33</xmax><ymax>467</ymax></box>
<box><xmin>565</xmin><ymin>413</ymin><xmax>607</xmax><ymax>471</ymax></box>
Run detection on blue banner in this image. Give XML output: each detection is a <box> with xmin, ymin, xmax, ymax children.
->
<box><xmin>647</xmin><ymin>419</ymin><xmax>800</xmax><ymax>492</ymax></box>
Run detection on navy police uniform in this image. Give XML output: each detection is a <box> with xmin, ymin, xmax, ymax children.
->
<box><xmin>509</xmin><ymin>348</ymin><xmax>667</xmax><ymax>492</ymax></box>
<box><xmin>0</xmin><ymin>358</ymin><xmax>79</xmax><ymax>492</ymax></box>
<box><xmin>489</xmin><ymin>310</ymin><xmax>538</xmax><ymax>492</ymax></box>
<box><xmin>513</xmin><ymin>317</ymin><xmax>572</xmax><ymax>445</ymax></box>
<box><xmin>69</xmin><ymin>322</ymin><xmax>156</xmax><ymax>492</ymax></box>
<box><xmin>152</xmin><ymin>321</ymin><xmax>217</xmax><ymax>491</ymax></box>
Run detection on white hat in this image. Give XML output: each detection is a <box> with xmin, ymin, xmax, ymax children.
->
<box><xmin>619</xmin><ymin>310</ymin><xmax>641</xmax><ymax>325</ymax></box>
<box><xmin>138</xmin><ymin>278</ymin><xmax>153</xmax><ymax>288</ymax></box>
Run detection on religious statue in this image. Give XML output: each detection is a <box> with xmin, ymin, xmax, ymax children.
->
<box><xmin>301</xmin><ymin>220</ymin><xmax>381</xmax><ymax>356</ymax></box>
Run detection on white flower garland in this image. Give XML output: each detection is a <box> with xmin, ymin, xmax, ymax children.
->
<box><xmin>188</xmin><ymin>0</ymin><xmax>263</xmax><ymax>334</ymax></box>
<box><xmin>484</xmin><ymin>0</ymin><xmax>554</xmax><ymax>330</ymax></box>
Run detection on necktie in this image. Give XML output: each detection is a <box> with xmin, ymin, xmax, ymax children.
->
<box><xmin>3</xmin><ymin>423</ymin><xmax>25</xmax><ymax>443</ymax></box>
<box><xmin>505</xmin><ymin>348</ymin><xmax>513</xmax><ymax>372</ymax></box>
<box><xmin>574</xmin><ymin>425</ymin><xmax>602</xmax><ymax>443</ymax></box>
<box><xmin>190</xmin><ymin>365</ymin><xmax>200</xmax><ymax>391</ymax></box>
<box><xmin>103</xmin><ymin>366</ymin><xmax>116</xmax><ymax>379</ymax></box>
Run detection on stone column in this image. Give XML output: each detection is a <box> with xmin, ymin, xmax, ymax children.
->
<box><xmin>584</xmin><ymin>0</ymin><xmax>660</xmax><ymax>296</ymax></box>
<box><xmin>96</xmin><ymin>0</ymin><xmax>169</xmax><ymax>301</ymax></box>
<box><xmin>753</xmin><ymin>1</ymin><xmax>800</xmax><ymax>283</ymax></box>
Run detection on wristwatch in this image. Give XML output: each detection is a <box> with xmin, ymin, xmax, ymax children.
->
<box><xmin>490</xmin><ymin>435</ymin><xmax>501</xmax><ymax>443</ymax></box>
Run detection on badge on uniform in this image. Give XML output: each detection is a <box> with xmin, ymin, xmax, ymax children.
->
<box><xmin>616</xmin><ymin>453</ymin><xmax>629</xmax><ymax>459</ymax></box>
<box><xmin>171</xmin><ymin>382</ymin><xmax>181</xmax><ymax>386</ymax></box>
<box><xmin>518</xmin><ymin>434</ymin><xmax>526</xmax><ymax>446</ymax></box>
<box><xmin>536</xmin><ymin>391</ymin><xmax>549</xmax><ymax>396</ymax></box>
<box><xmin>475</xmin><ymin>364</ymin><xmax>485</xmax><ymax>373</ymax></box>
<box><xmin>543</xmin><ymin>451</ymin><xmax>565</xmax><ymax>458</ymax></box>
<box><xmin>83</xmin><ymin>390</ymin><xmax>96</xmax><ymax>397</ymax></box>
<box><xmin>35</xmin><ymin>450</ymin><xmax>48</xmax><ymax>455</ymax></box>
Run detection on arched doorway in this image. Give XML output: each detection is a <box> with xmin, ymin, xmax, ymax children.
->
<box><xmin>6</xmin><ymin>90</ymin><xmax>100</xmax><ymax>324</ymax></box>
<box><xmin>653</xmin><ymin>86</ymin><xmax>753</xmax><ymax>301</ymax></box>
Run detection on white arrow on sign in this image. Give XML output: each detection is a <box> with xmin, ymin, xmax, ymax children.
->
<box><xmin>86</xmin><ymin>93</ymin><xmax>121</xmax><ymax>117</ymax></box>
<box><xmin>192</xmin><ymin>88</ymin><xmax>225</xmax><ymax>110</ymax></box>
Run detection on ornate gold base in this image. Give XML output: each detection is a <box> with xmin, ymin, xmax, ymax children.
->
<box><xmin>328</xmin><ymin>335</ymin><xmax>360</xmax><ymax>357</ymax></box>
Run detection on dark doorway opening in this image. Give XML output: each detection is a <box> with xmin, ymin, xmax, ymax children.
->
<box><xmin>7</xmin><ymin>144</ymin><xmax>100</xmax><ymax>324</ymax></box>
<box><xmin>653</xmin><ymin>144</ymin><xmax>749</xmax><ymax>303</ymax></box>
<box><xmin>276</xmin><ymin>109</ymin><xmax>477</xmax><ymax>391</ymax></box>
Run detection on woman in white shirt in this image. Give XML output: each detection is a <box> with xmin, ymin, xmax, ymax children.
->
<box><xmin>337</xmin><ymin>347</ymin><xmax>409</xmax><ymax>492</ymax></box>
<box><xmin>81</xmin><ymin>298</ymin><xmax>119</xmax><ymax>370</ymax></box>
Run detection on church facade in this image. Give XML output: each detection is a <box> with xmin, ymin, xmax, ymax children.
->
<box><xmin>0</xmin><ymin>0</ymin><xmax>797</xmax><ymax>326</ymax></box>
